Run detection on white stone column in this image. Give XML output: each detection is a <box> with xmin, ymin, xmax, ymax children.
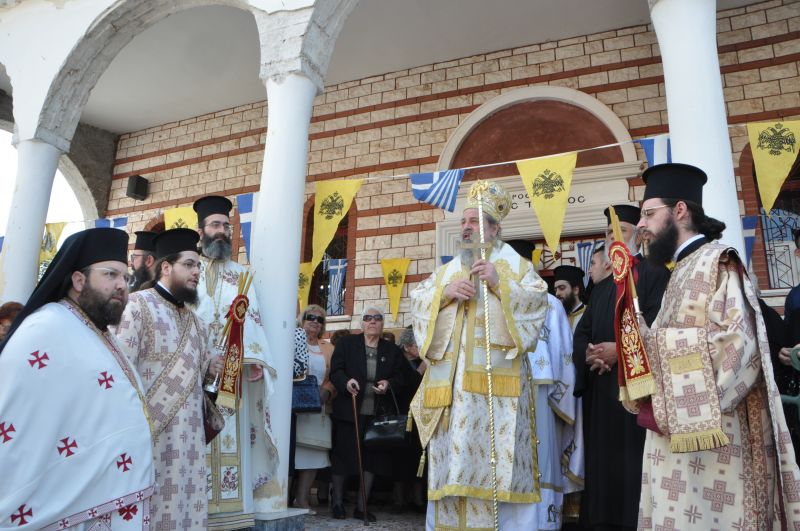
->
<box><xmin>650</xmin><ymin>0</ymin><xmax>745</xmax><ymax>255</ymax></box>
<box><xmin>250</xmin><ymin>72</ymin><xmax>317</xmax><ymax>513</ymax></box>
<box><xmin>0</xmin><ymin>139</ymin><xmax>62</xmax><ymax>302</ymax></box>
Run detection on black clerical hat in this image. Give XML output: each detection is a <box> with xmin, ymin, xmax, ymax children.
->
<box><xmin>74</xmin><ymin>228</ymin><xmax>129</xmax><ymax>269</ymax></box>
<box><xmin>642</xmin><ymin>163</ymin><xmax>708</xmax><ymax>205</ymax></box>
<box><xmin>0</xmin><ymin>228</ymin><xmax>129</xmax><ymax>350</ymax></box>
<box><xmin>153</xmin><ymin>228</ymin><xmax>200</xmax><ymax>259</ymax></box>
<box><xmin>603</xmin><ymin>204</ymin><xmax>641</xmax><ymax>226</ymax></box>
<box><xmin>134</xmin><ymin>231</ymin><xmax>157</xmax><ymax>252</ymax></box>
<box><xmin>193</xmin><ymin>195</ymin><xmax>232</xmax><ymax>224</ymax></box>
<box><xmin>553</xmin><ymin>265</ymin><xmax>584</xmax><ymax>286</ymax></box>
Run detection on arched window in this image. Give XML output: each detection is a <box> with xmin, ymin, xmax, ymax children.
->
<box><xmin>302</xmin><ymin>207</ymin><xmax>349</xmax><ymax>316</ymax></box>
<box><xmin>755</xmin><ymin>160</ymin><xmax>800</xmax><ymax>290</ymax></box>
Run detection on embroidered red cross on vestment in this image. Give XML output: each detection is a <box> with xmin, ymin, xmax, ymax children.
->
<box><xmin>57</xmin><ymin>437</ymin><xmax>77</xmax><ymax>457</ymax></box>
<box><xmin>28</xmin><ymin>350</ymin><xmax>49</xmax><ymax>369</ymax></box>
<box><xmin>117</xmin><ymin>504</ymin><xmax>138</xmax><ymax>521</ymax></box>
<box><xmin>11</xmin><ymin>504</ymin><xmax>32</xmax><ymax>526</ymax></box>
<box><xmin>0</xmin><ymin>422</ymin><xmax>15</xmax><ymax>443</ymax></box>
<box><xmin>98</xmin><ymin>371</ymin><xmax>114</xmax><ymax>389</ymax></box>
<box><xmin>116</xmin><ymin>453</ymin><xmax>132</xmax><ymax>472</ymax></box>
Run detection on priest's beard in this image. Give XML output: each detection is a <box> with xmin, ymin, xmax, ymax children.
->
<box><xmin>78</xmin><ymin>281</ymin><xmax>126</xmax><ymax>330</ymax></box>
<box><xmin>173</xmin><ymin>284</ymin><xmax>199</xmax><ymax>305</ymax></box>
<box><xmin>202</xmin><ymin>233</ymin><xmax>232</xmax><ymax>261</ymax></box>
<box><xmin>460</xmin><ymin>232</ymin><xmax>498</xmax><ymax>268</ymax></box>
<box><xmin>129</xmin><ymin>264</ymin><xmax>152</xmax><ymax>291</ymax></box>
<box><xmin>559</xmin><ymin>291</ymin><xmax>576</xmax><ymax>313</ymax></box>
<box><xmin>646</xmin><ymin>216</ymin><xmax>679</xmax><ymax>266</ymax></box>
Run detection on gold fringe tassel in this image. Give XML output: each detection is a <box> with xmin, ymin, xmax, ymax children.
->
<box><xmin>622</xmin><ymin>375</ymin><xmax>656</xmax><ymax>401</ymax></box>
<box><xmin>406</xmin><ymin>412</ymin><xmax>414</xmax><ymax>433</ymax></box>
<box><xmin>424</xmin><ymin>386</ymin><xmax>452</xmax><ymax>408</ymax></box>
<box><xmin>417</xmin><ymin>448</ymin><xmax>427</xmax><ymax>478</ymax></box>
<box><xmin>216</xmin><ymin>392</ymin><xmax>236</xmax><ymax>409</ymax></box>
<box><xmin>462</xmin><ymin>371</ymin><xmax>520</xmax><ymax>397</ymax></box>
<box><xmin>669</xmin><ymin>429</ymin><xmax>730</xmax><ymax>453</ymax></box>
<box><xmin>441</xmin><ymin>408</ymin><xmax>450</xmax><ymax>432</ymax></box>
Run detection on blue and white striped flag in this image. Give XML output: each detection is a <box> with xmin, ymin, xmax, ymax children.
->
<box><xmin>93</xmin><ymin>216</ymin><xmax>127</xmax><ymax>230</ymax></box>
<box><xmin>323</xmin><ymin>258</ymin><xmax>347</xmax><ymax>315</ymax></box>
<box><xmin>742</xmin><ymin>215</ymin><xmax>758</xmax><ymax>269</ymax></box>
<box><xmin>576</xmin><ymin>241</ymin><xmax>595</xmax><ymax>288</ymax></box>
<box><xmin>237</xmin><ymin>192</ymin><xmax>259</xmax><ymax>260</ymax></box>
<box><xmin>410</xmin><ymin>169</ymin><xmax>465</xmax><ymax>212</ymax></box>
<box><xmin>636</xmin><ymin>134</ymin><xmax>672</xmax><ymax>167</ymax></box>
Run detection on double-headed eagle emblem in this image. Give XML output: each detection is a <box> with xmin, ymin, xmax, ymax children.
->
<box><xmin>757</xmin><ymin>123</ymin><xmax>796</xmax><ymax>156</ymax></box>
<box><xmin>319</xmin><ymin>192</ymin><xmax>345</xmax><ymax>220</ymax></box>
<box><xmin>387</xmin><ymin>268</ymin><xmax>402</xmax><ymax>287</ymax></box>
<box><xmin>532</xmin><ymin>169</ymin><xmax>565</xmax><ymax>199</ymax></box>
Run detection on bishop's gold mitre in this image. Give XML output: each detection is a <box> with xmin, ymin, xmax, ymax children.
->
<box><xmin>464</xmin><ymin>180</ymin><xmax>511</xmax><ymax>222</ymax></box>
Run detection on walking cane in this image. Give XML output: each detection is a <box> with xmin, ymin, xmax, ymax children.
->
<box><xmin>351</xmin><ymin>392</ymin><xmax>370</xmax><ymax>526</ymax></box>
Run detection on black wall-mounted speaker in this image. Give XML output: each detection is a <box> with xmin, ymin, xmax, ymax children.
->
<box><xmin>126</xmin><ymin>175</ymin><xmax>149</xmax><ymax>200</ymax></box>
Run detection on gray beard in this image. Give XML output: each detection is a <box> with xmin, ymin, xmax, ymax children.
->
<box><xmin>459</xmin><ymin>236</ymin><xmax>499</xmax><ymax>268</ymax></box>
<box><xmin>202</xmin><ymin>234</ymin><xmax>232</xmax><ymax>261</ymax></box>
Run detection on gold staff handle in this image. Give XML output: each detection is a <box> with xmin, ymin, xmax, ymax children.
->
<box><xmin>476</xmin><ymin>190</ymin><xmax>499</xmax><ymax>531</ymax></box>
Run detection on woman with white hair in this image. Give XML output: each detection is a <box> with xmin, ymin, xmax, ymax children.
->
<box><xmin>328</xmin><ymin>306</ymin><xmax>407</xmax><ymax>522</ymax></box>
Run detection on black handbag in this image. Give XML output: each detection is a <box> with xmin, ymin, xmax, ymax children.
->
<box><xmin>292</xmin><ymin>373</ymin><xmax>322</xmax><ymax>413</ymax></box>
<box><xmin>363</xmin><ymin>388</ymin><xmax>408</xmax><ymax>450</ymax></box>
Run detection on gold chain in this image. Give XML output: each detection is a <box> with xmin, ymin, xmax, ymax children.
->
<box><xmin>477</xmin><ymin>191</ymin><xmax>499</xmax><ymax>531</ymax></box>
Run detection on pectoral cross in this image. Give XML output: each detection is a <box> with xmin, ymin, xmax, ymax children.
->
<box><xmin>209</xmin><ymin>314</ymin><xmax>224</xmax><ymax>343</ymax></box>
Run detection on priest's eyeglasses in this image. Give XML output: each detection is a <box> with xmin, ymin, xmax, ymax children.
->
<box><xmin>640</xmin><ymin>204</ymin><xmax>671</xmax><ymax>219</ymax></box>
<box><xmin>176</xmin><ymin>260</ymin><xmax>202</xmax><ymax>271</ymax></box>
<box><xmin>206</xmin><ymin>221</ymin><xmax>233</xmax><ymax>233</ymax></box>
<box><xmin>88</xmin><ymin>267</ymin><xmax>132</xmax><ymax>284</ymax></box>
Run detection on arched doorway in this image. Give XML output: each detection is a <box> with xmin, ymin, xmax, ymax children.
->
<box><xmin>435</xmin><ymin>86</ymin><xmax>641</xmax><ymax>279</ymax></box>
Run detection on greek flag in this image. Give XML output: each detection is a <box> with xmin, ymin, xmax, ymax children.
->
<box><xmin>576</xmin><ymin>241</ymin><xmax>595</xmax><ymax>288</ymax></box>
<box><xmin>93</xmin><ymin>217</ymin><xmax>127</xmax><ymax>230</ymax></box>
<box><xmin>237</xmin><ymin>192</ymin><xmax>259</xmax><ymax>260</ymax></box>
<box><xmin>636</xmin><ymin>134</ymin><xmax>672</xmax><ymax>167</ymax></box>
<box><xmin>742</xmin><ymin>215</ymin><xmax>758</xmax><ymax>269</ymax></box>
<box><xmin>323</xmin><ymin>258</ymin><xmax>347</xmax><ymax>315</ymax></box>
<box><xmin>410</xmin><ymin>169</ymin><xmax>465</xmax><ymax>212</ymax></box>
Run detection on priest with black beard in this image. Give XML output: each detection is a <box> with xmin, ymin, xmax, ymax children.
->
<box><xmin>633</xmin><ymin>162</ymin><xmax>800</xmax><ymax>529</ymax></box>
<box><xmin>572</xmin><ymin>204</ymin><xmax>670</xmax><ymax>531</ymax></box>
<box><xmin>0</xmin><ymin>228</ymin><xmax>155</xmax><ymax>529</ymax></box>
<box><xmin>128</xmin><ymin>230</ymin><xmax>157</xmax><ymax>292</ymax></box>
<box><xmin>116</xmin><ymin>228</ymin><xmax>223</xmax><ymax>530</ymax></box>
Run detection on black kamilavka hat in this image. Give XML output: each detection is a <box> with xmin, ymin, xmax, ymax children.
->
<box><xmin>603</xmin><ymin>204</ymin><xmax>641</xmax><ymax>226</ymax></box>
<box><xmin>642</xmin><ymin>163</ymin><xmax>708</xmax><ymax>205</ymax></box>
<box><xmin>153</xmin><ymin>228</ymin><xmax>200</xmax><ymax>259</ymax></box>
<box><xmin>553</xmin><ymin>265</ymin><xmax>584</xmax><ymax>286</ymax></box>
<box><xmin>134</xmin><ymin>231</ymin><xmax>157</xmax><ymax>252</ymax></box>
<box><xmin>193</xmin><ymin>196</ymin><xmax>232</xmax><ymax>224</ymax></box>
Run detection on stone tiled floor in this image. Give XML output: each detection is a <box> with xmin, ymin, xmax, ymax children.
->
<box><xmin>304</xmin><ymin>504</ymin><xmax>426</xmax><ymax>530</ymax></box>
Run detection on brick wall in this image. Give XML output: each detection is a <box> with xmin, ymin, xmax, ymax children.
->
<box><xmin>107</xmin><ymin>0</ymin><xmax>800</xmax><ymax>326</ymax></box>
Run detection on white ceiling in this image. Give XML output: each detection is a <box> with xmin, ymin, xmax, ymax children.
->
<box><xmin>0</xmin><ymin>0</ymin><xmax>757</xmax><ymax>135</ymax></box>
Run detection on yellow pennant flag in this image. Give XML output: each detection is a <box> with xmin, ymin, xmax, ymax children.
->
<box><xmin>517</xmin><ymin>152</ymin><xmax>577</xmax><ymax>251</ymax></box>
<box><xmin>381</xmin><ymin>257</ymin><xmax>411</xmax><ymax>322</ymax></box>
<box><xmin>297</xmin><ymin>262</ymin><xmax>316</xmax><ymax>309</ymax></box>
<box><xmin>39</xmin><ymin>222</ymin><xmax>66</xmax><ymax>265</ymax></box>
<box><xmin>531</xmin><ymin>246</ymin><xmax>543</xmax><ymax>267</ymax></box>
<box><xmin>747</xmin><ymin>120</ymin><xmax>800</xmax><ymax>215</ymax></box>
<box><xmin>164</xmin><ymin>207</ymin><xmax>198</xmax><ymax>229</ymax></box>
<box><xmin>311</xmin><ymin>179</ymin><xmax>363</xmax><ymax>269</ymax></box>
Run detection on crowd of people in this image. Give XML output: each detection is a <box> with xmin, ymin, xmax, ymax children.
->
<box><xmin>1</xmin><ymin>163</ymin><xmax>800</xmax><ymax>530</ymax></box>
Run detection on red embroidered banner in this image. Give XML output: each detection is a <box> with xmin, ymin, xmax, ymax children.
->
<box><xmin>216</xmin><ymin>294</ymin><xmax>248</xmax><ymax>409</ymax></box>
<box><xmin>609</xmin><ymin>240</ymin><xmax>656</xmax><ymax>401</ymax></box>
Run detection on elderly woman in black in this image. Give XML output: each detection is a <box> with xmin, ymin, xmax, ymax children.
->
<box><xmin>328</xmin><ymin>306</ymin><xmax>406</xmax><ymax>522</ymax></box>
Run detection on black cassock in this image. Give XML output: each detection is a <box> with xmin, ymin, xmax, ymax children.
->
<box><xmin>573</xmin><ymin>258</ymin><xmax>670</xmax><ymax>530</ymax></box>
